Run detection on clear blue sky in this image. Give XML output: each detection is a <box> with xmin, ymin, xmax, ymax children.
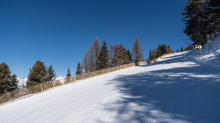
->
<box><xmin>0</xmin><ymin>0</ymin><xmax>189</xmax><ymax>79</ymax></box>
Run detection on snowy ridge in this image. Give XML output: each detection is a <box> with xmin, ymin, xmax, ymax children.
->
<box><xmin>185</xmin><ymin>36</ymin><xmax>220</xmax><ymax>68</ymax></box>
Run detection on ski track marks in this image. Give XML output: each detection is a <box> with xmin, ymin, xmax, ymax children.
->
<box><xmin>0</xmin><ymin>52</ymin><xmax>220</xmax><ymax>123</ymax></box>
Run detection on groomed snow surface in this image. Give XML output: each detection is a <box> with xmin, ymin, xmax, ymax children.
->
<box><xmin>1</xmin><ymin>51</ymin><xmax>220</xmax><ymax>123</ymax></box>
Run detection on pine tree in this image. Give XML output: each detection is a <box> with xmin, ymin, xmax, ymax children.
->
<box><xmin>76</xmin><ymin>62</ymin><xmax>82</xmax><ymax>75</ymax></box>
<box><xmin>149</xmin><ymin>50</ymin><xmax>152</xmax><ymax>61</ymax></box>
<box><xmin>177</xmin><ymin>49</ymin><xmax>180</xmax><ymax>52</ymax></box>
<box><xmin>66</xmin><ymin>67</ymin><xmax>71</xmax><ymax>77</ymax></box>
<box><xmin>184</xmin><ymin>47</ymin><xmax>189</xmax><ymax>51</ymax></box>
<box><xmin>182</xmin><ymin>0</ymin><xmax>208</xmax><ymax>45</ymax></box>
<box><xmin>113</xmin><ymin>44</ymin><xmax>129</xmax><ymax>66</ymax></box>
<box><xmin>127</xmin><ymin>50</ymin><xmax>133</xmax><ymax>63</ymax></box>
<box><xmin>156</xmin><ymin>44</ymin><xmax>169</xmax><ymax>58</ymax></box>
<box><xmin>0</xmin><ymin>62</ymin><xmax>12</xmax><ymax>93</ymax></box>
<box><xmin>96</xmin><ymin>41</ymin><xmax>109</xmax><ymax>70</ymax></box>
<box><xmin>10</xmin><ymin>74</ymin><xmax>18</xmax><ymax>91</ymax></box>
<box><xmin>180</xmin><ymin>47</ymin><xmax>184</xmax><ymax>52</ymax></box>
<box><xmin>204</xmin><ymin>0</ymin><xmax>220</xmax><ymax>39</ymax></box>
<box><xmin>132</xmin><ymin>36</ymin><xmax>144</xmax><ymax>63</ymax></box>
<box><xmin>45</xmin><ymin>65</ymin><xmax>56</xmax><ymax>81</ymax></box>
<box><xmin>64</xmin><ymin>67</ymin><xmax>72</xmax><ymax>83</ymax></box>
<box><xmin>26</xmin><ymin>61</ymin><xmax>46</xmax><ymax>87</ymax></box>
<box><xmin>152</xmin><ymin>48</ymin><xmax>156</xmax><ymax>60</ymax></box>
<box><xmin>188</xmin><ymin>44</ymin><xmax>193</xmax><ymax>50</ymax></box>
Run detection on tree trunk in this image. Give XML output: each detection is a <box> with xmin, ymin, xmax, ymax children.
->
<box><xmin>205</xmin><ymin>34</ymin><xmax>208</xmax><ymax>43</ymax></box>
<box><xmin>210</xmin><ymin>33</ymin><xmax>213</xmax><ymax>40</ymax></box>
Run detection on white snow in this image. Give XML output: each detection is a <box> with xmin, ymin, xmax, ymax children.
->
<box><xmin>17</xmin><ymin>77</ymin><xmax>66</xmax><ymax>88</ymax></box>
<box><xmin>185</xmin><ymin>36</ymin><xmax>220</xmax><ymax>68</ymax></box>
<box><xmin>1</xmin><ymin>40</ymin><xmax>220</xmax><ymax>122</ymax></box>
<box><xmin>17</xmin><ymin>78</ymin><xmax>28</xmax><ymax>88</ymax></box>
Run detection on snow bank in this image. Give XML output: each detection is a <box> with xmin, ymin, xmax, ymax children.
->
<box><xmin>185</xmin><ymin>36</ymin><xmax>220</xmax><ymax>68</ymax></box>
<box><xmin>17</xmin><ymin>76</ymin><xmax>66</xmax><ymax>88</ymax></box>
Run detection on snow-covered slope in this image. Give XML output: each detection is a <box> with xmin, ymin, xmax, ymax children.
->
<box><xmin>186</xmin><ymin>36</ymin><xmax>220</xmax><ymax>68</ymax></box>
<box><xmin>1</xmin><ymin>51</ymin><xmax>220</xmax><ymax>123</ymax></box>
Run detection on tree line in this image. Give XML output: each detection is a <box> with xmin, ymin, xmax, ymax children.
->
<box><xmin>182</xmin><ymin>0</ymin><xmax>220</xmax><ymax>46</ymax></box>
<box><xmin>0</xmin><ymin>61</ymin><xmax>56</xmax><ymax>94</ymax></box>
<box><xmin>75</xmin><ymin>36</ymin><xmax>144</xmax><ymax>75</ymax></box>
<box><xmin>0</xmin><ymin>35</ymin><xmax>193</xmax><ymax>94</ymax></box>
<box><xmin>0</xmin><ymin>36</ymin><xmax>145</xmax><ymax>94</ymax></box>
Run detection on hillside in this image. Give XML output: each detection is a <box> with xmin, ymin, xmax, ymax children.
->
<box><xmin>1</xmin><ymin>49</ymin><xmax>220</xmax><ymax>122</ymax></box>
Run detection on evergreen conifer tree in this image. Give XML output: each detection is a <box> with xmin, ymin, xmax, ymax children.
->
<box><xmin>156</xmin><ymin>44</ymin><xmax>171</xmax><ymax>58</ymax></box>
<box><xmin>113</xmin><ymin>44</ymin><xmax>129</xmax><ymax>66</ymax></box>
<box><xmin>10</xmin><ymin>74</ymin><xmax>18</xmax><ymax>91</ymax></box>
<box><xmin>181</xmin><ymin>47</ymin><xmax>184</xmax><ymax>52</ymax></box>
<box><xmin>127</xmin><ymin>50</ymin><xmax>133</xmax><ymax>63</ymax></box>
<box><xmin>26</xmin><ymin>61</ymin><xmax>46</xmax><ymax>87</ymax></box>
<box><xmin>76</xmin><ymin>62</ymin><xmax>82</xmax><ymax>75</ymax></box>
<box><xmin>45</xmin><ymin>65</ymin><xmax>56</xmax><ymax>81</ymax></box>
<box><xmin>67</xmin><ymin>67</ymin><xmax>71</xmax><ymax>77</ymax></box>
<box><xmin>188</xmin><ymin>44</ymin><xmax>193</xmax><ymax>50</ymax></box>
<box><xmin>132</xmin><ymin>36</ymin><xmax>144</xmax><ymax>63</ymax></box>
<box><xmin>96</xmin><ymin>41</ymin><xmax>109</xmax><ymax>70</ymax></box>
<box><xmin>177</xmin><ymin>49</ymin><xmax>180</xmax><ymax>52</ymax></box>
<box><xmin>149</xmin><ymin>50</ymin><xmax>152</xmax><ymax>61</ymax></box>
<box><xmin>182</xmin><ymin>0</ymin><xmax>208</xmax><ymax>45</ymax></box>
<box><xmin>0</xmin><ymin>62</ymin><xmax>12</xmax><ymax>93</ymax></box>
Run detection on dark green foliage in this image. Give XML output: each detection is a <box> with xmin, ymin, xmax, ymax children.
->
<box><xmin>177</xmin><ymin>49</ymin><xmax>180</xmax><ymax>52</ymax></box>
<box><xmin>45</xmin><ymin>65</ymin><xmax>56</xmax><ymax>81</ymax></box>
<box><xmin>182</xmin><ymin>0</ymin><xmax>208</xmax><ymax>46</ymax></box>
<box><xmin>96</xmin><ymin>41</ymin><xmax>109</xmax><ymax>70</ymax></box>
<box><xmin>10</xmin><ymin>74</ymin><xmax>18</xmax><ymax>91</ymax></box>
<box><xmin>204</xmin><ymin>0</ymin><xmax>220</xmax><ymax>37</ymax></box>
<box><xmin>188</xmin><ymin>44</ymin><xmax>193</xmax><ymax>50</ymax></box>
<box><xmin>182</xmin><ymin>0</ymin><xmax>220</xmax><ymax>45</ymax></box>
<box><xmin>156</xmin><ymin>44</ymin><xmax>173</xmax><ymax>58</ymax></box>
<box><xmin>0</xmin><ymin>62</ymin><xmax>18</xmax><ymax>94</ymax></box>
<box><xmin>184</xmin><ymin>47</ymin><xmax>189</xmax><ymax>51</ymax></box>
<box><xmin>127</xmin><ymin>50</ymin><xmax>133</xmax><ymax>63</ymax></box>
<box><xmin>113</xmin><ymin>44</ymin><xmax>129</xmax><ymax>66</ymax></box>
<box><xmin>67</xmin><ymin>67</ymin><xmax>71</xmax><ymax>77</ymax></box>
<box><xmin>76</xmin><ymin>62</ymin><xmax>82</xmax><ymax>75</ymax></box>
<box><xmin>180</xmin><ymin>47</ymin><xmax>184</xmax><ymax>52</ymax></box>
<box><xmin>149</xmin><ymin>50</ymin><xmax>152</xmax><ymax>61</ymax></box>
<box><xmin>26</xmin><ymin>61</ymin><xmax>47</xmax><ymax>87</ymax></box>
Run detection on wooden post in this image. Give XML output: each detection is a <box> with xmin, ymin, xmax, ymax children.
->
<box><xmin>199</xmin><ymin>44</ymin><xmax>203</xmax><ymax>58</ymax></box>
<box><xmin>41</xmin><ymin>83</ymin><xmax>43</xmax><ymax>92</ymax></box>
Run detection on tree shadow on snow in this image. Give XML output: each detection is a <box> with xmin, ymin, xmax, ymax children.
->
<box><xmin>97</xmin><ymin>53</ymin><xmax>220</xmax><ymax>123</ymax></box>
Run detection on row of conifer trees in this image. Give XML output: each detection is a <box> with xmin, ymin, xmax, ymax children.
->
<box><xmin>75</xmin><ymin>36</ymin><xmax>145</xmax><ymax>75</ymax></box>
<box><xmin>0</xmin><ymin>36</ymin><xmax>145</xmax><ymax>94</ymax></box>
<box><xmin>1</xmin><ymin>36</ymin><xmax>193</xmax><ymax>94</ymax></box>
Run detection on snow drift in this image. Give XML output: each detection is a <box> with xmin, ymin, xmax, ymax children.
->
<box><xmin>185</xmin><ymin>36</ymin><xmax>220</xmax><ymax>68</ymax></box>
